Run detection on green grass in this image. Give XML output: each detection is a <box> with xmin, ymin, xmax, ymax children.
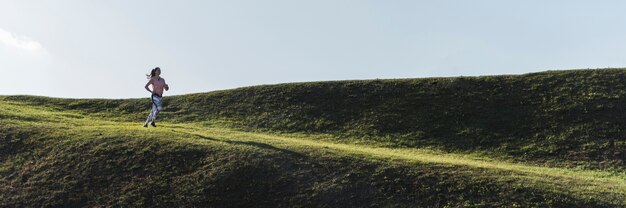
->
<box><xmin>2</xmin><ymin>69</ymin><xmax>626</xmax><ymax>207</ymax></box>
<box><xmin>6</xmin><ymin>69</ymin><xmax>625</xmax><ymax>172</ymax></box>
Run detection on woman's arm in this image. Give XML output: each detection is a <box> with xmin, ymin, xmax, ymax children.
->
<box><xmin>164</xmin><ymin>79</ymin><xmax>169</xmax><ymax>91</ymax></box>
<box><xmin>145</xmin><ymin>79</ymin><xmax>153</xmax><ymax>93</ymax></box>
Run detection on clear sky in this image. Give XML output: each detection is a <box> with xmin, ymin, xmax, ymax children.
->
<box><xmin>2</xmin><ymin>0</ymin><xmax>626</xmax><ymax>98</ymax></box>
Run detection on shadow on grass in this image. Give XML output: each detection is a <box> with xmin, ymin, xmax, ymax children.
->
<box><xmin>181</xmin><ymin>130</ymin><xmax>306</xmax><ymax>159</ymax></box>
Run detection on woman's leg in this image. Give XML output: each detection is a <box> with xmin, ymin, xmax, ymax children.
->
<box><xmin>152</xmin><ymin>109</ymin><xmax>160</xmax><ymax>122</ymax></box>
<box><xmin>151</xmin><ymin>95</ymin><xmax>163</xmax><ymax>123</ymax></box>
<box><xmin>144</xmin><ymin>95</ymin><xmax>162</xmax><ymax>127</ymax></box>
<box><xmin>145</xmin><ymin>103</ymin><xmax>156</xmax><ymax>126</ymax></box>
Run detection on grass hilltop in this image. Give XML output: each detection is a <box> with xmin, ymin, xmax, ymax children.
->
<box><xmin>1</xmin><ymin>68</ymin><xmax>625</xmax><ymax>207</ymax></box>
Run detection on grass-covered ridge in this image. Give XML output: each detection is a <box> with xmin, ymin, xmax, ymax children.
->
<box><xmin>7</xmin><ymin>69</ymin><xmax>625</xmax><ymax>171</ymax></box>
<box><xmin>2</xmin><ymin>68</ymin><xmax>626</xmax><ymax>207</ymax></box>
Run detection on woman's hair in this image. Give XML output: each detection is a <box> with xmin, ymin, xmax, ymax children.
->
<box><xmin>146</xmin><ymin>67</ymin><xmax>160</xmax><ymax>79</ymax></box>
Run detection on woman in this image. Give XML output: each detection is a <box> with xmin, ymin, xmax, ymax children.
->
<box><xmin>144</xmin><ymin>67</ymin><xmax>169</xmax><ymax>127</ymax></box>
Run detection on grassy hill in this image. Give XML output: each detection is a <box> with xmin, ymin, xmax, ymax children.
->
<box><xmin>1</xmin><ymin>69</ymin><xmax>625</xmax><ymax>207</ymax></box>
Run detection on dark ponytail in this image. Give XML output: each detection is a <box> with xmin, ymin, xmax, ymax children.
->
<box><xmin>146</xmin><ymin>67</ymin><xmax>160</xmax><ymax>79</ymax></box>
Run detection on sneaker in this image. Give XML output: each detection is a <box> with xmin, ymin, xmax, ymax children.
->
<box><xmin>143</xmin><ymin>122</ymin><xmax>149</xmax><ymax>128</ymax></box>
<box><xmin>151</xmin><ymin>121</ymin><xmax>157</xmax><ymax>127</ymax></box>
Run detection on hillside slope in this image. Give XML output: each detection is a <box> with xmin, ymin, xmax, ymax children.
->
<box><xmin>7</xmin><ymin>69</ymin><xmax>625</xmax><ymax>171</ymax></box>
<box><xmin>1</xmin><ymin>98</ymin><xmax>625</xmax><ymax>207</ymax></box>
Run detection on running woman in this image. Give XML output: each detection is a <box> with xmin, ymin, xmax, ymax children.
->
<box><xmin>144</xmin><ymin>67</ymin><xmax>169</xmax><ymax>127</ymax></box>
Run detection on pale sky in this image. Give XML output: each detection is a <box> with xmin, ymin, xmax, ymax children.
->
<box><xmin>1</xmin><ymin>0</ymin><xmax>626</xmax><ymax>98</ymax></box>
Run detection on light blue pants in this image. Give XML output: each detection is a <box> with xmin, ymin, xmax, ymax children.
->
<box><xmin>146</xmin><ymin>94</ymin><xmax>163</xmax><ymax>123</ymax></box>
